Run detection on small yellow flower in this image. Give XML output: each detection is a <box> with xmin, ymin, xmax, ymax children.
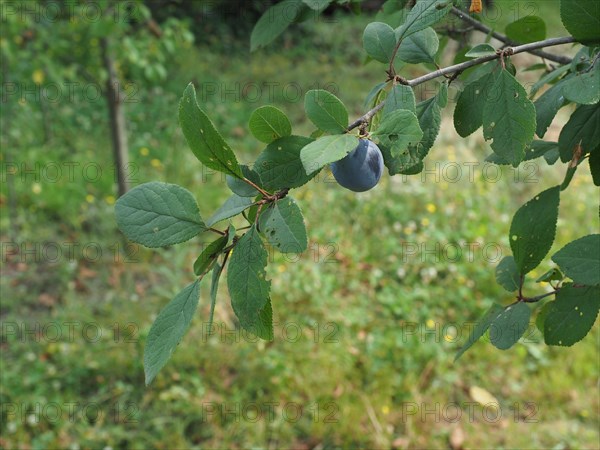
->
<box><xmin>139</xmin><ymin>147</ymin><xmax>149</xmax><ymax>156</ymax></box>
<box><xmin>32</xmin><ymin>183</ymin><xmax>42</xmax><ymax>194</ymax></box>
<box><xmin>426</xmin><ymin>203</ymin><xmax>436</xmax><ymax>214</ymax></box>
<box><xmin>150</xmin><ymin>158</ymin><xmax>162</xmax><ymax>168</ymax></box>
<box><xmin>421</xmin><ymin>218</ymin><xmax>430</xmax><ymax>227</ymax></box>
<box><xmin>277</xmin><ymin>265</ymin><xmax>286</xmax><ymax>273</ymax></box>
<box><xmin>32</xmin><ymin>69</ymin><xmax>44</xmax><ymax>85</ymax></box>
<box><xmin>381</xmin><ymin>405</ymin><xmax>390</xmax><ymax>415</ymax></box>
<box><xmin>86</xmin><ymin>194</ymin><xmax>95</xmax><ymax>203</ymax></box>
<box><xmin>403</xmin><ymin>227</ymin><xmax>413</xmax><ymax>235</ymax></box>
<box><xmin>105</xmin><ymin>195</ymin><xmax>116</xmax><ymax>205</ymax></box>
<box><xmin>444</xmin><ymin>333</ymin><xmax>454</xmax><ymax>342</ymax></box>
<box><xmin>426</xmin><ymin>319</ymin><xmax>435</xmax><ymax>329</ymax></box>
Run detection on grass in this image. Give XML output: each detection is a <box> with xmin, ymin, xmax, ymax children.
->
<box><xmin>1</xmin><ymin>6</ymin><xmax>599</xmax><ymax>450</ymax></box>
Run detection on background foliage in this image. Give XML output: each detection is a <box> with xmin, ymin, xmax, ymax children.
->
<box><xmin>1</xmin><ymin>0</ymin><xmax>598</xmax><ymax>448</ymax></box>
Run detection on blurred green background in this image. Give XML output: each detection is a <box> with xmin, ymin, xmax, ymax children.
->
<box><xmin>1</xmin><ymin>0</ymin><xmax>598</xmax><ymax>449</ymax></box>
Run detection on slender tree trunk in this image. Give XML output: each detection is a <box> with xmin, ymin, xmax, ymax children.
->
<box><xmin>101</xmin><ymin>37</ymin><xmax>130</xmax><ymax>197</ymax></box>
<box><xmin>1</xmin><ymin>61</ymin><xmax>19</xmax><ymax>240</ymax></box>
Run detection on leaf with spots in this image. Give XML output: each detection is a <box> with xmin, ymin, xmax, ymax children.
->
<box><xmin>544</xmin><ymin>284</ymin><xmax>600</xmax><ymax>346</ymax></box>
<box><xmin>115</xmin><ymin>182</ymin><xmax>206</xmax><ymax>248</ymax></box>
<box><xmin>495</xmin><ymin>256</ymin><xmax>520</xmax><ymax>292</ymax></box>
<box><xmin>179</xmin><ymin>83</ymin><xmax>243</xmax><ymax>178</ymax></box>
<box><xmin>248</xmin><ymin>105</ymin><xmax>292</xmax><ymax>143</ymax></box>
<box><xmin>483</xmin><ymin>69</ymin><xmax>537</xmax><ymax>167</ymax></box>
<box><xmin>254</xmin><ymin>136</ymin><xmax>317</xmax><ymax>190</ymax></box>
<box><xmin>509</xmin><ymin>185</ymin><xmax>560</xmax><ymax>275</ymax></box>
<box><xmin>453</xmin><ymin>63</ymin><xmax>497</xmax><ymax>138</ymax></box>
<box><xmin>259</xmin><ymin>197</ymin><xmax>307</xmax><ymax>253</ymax></box>
<box><xmin>552</xmin><ymin>234</ymin><xmax>600</xmax><ymax>286</ymax></box>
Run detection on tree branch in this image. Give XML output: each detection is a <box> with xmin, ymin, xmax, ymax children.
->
<box><xmin>348</xmin><ymin>36</ymin><xmax>576</xmax><ymax>132</ymax></box>
<box><xmin>450</xmin><ymin>7</ymin><xmax>573</xmax><ymax>65</ymax></box>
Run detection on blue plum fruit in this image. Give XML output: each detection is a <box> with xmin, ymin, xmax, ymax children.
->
<box><xmin>331</xmin><ymin>139</ymin><xmax>384</xmax><ymax>192</ymax></box>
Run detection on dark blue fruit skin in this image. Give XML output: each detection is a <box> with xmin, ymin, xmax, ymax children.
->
<box><xmin>331</xmin><ymin>139</ymin><xmax>384</xmax><ymax>192</ymax></box>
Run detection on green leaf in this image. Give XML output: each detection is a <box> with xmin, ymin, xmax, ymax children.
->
<box><xmin>363</xmin><ymin>22</ymin><xmax>397</xmax><ymax>63</ymax></box>
<box><xmin>364</xmin><ymin>81</ymin><xmax>388</xmax><ymax>108</ymax></box>
<box><xmin>250</xmin><ymin>298</ymin><xmax>275</xmax><ymax>341</ymax></box>
<box><xmin>254</xmin><ymin>136</ymin><xmax>316</xmax><ymax>190</ymax></box>
<box><xmin>208</xmin><ymin>262</ymin><xmax>225</xmax><ymax>332</ymax></box>
<box><xmin>505</xmin><ymin>16</ymin><xmax>546</xmax><ymax>44</ymax></box>
<box><xmin>383</xmin><ymin>85</ymin><xmax>416</xmax><ymax>116</ymax></box>
<box><xmin>206</xmin><ymin>195</ymin><xmax>254</xmax><ymax>227</ymax></box>
<box><xmin>483</xmin><ymin>69</ymin><xmax>537</xmax><ymax>167</ymax></box>
<box><xmin>534</xmin><ymin>80</ymin><xmax>567</xmax><ymax>138</ymax></box>
<box><xmin>397</xmin><ymin>27</ymin><xmax>439</xmax><ymax>64</ymax></box>
<box><xmin>536</xmin><ymin>268</ymin><xmax>564</xmax><ymax>283</ymax></box>
<box><xmin>453</xmin><ymin>65</ymin><xmax>497</xmax><ymax>138</ymax></box>
<box><xmin>248</xmin><ymin>105</ymin><xmax>292</xmax><ymax>143</ymax></box>
<box><xmin>227</xmin><ymin>225</ymin><xmax>273</xmax><ymax>340</ymax></box>
<box><xmin>412</xmin><ymin>94</ymin><xmax>442</xmax><ymax>157</ymax></box>
<box><xmin>226</xmin><ymin>165</ymin><xmax>263</xmax><ymax>197</ymax></box>
<box><xmin>558</xmin><ymin>104</ymin><xmax>600</xmax><ymax>162</ymax></box>
<box><xmin>396</xmin><ymin>0</ymin><xmax>452</xmax><ymax>41</ymax></box>
<box><xmin>489</xmin><ymin>302</ymin><xmax>531</xmax><ymax>350</ymax></box>
<box><xmin>590</xmin><ymin>147</ymin><xmax>600</xmax><ymax>186</ymax></box>
<box><xmin>560</xmin><ymin>0</ymin><xmax>600</xmax><ymax>43</ymax></box>
<box><xmin>259</xmin><ymin>197</ymin><xmax>307</xmax><ymax>253</ymax></box>
<box><xmin>561</xmin><ymin>63</ymin><xmax>600</xmax><ymax>105</ymax></box>
<box><xmin>436</xmin><ymin>81</ymin><xmax>449</xmax><ymax>108</ymax></box>
<box><xmin>179</xmin><ymin>84</ymin><xmax>243</xmax><ymax>178</ymax></box>
<box><xmin>536</xmin><ymin>301</ymin><xmax>552</xmax><ymax>334</ymax></box>
<box><xmin>544</xmin><ymin>284</ymin><xmax>600</xmax><ymax>346</ymax></box>
<box><xmin>193</xmin><ymin>235</ymin><xmax>228</xmax><ymax>277</ymax></box>
<box><xmin>496</xmin><ymin>256</ymin><xmax>520</xmax><ymax>292</ymax></box>
<box><xmin>465</xmin><ymin>43</ymin><xmax>496</xmax><ymax>58</ymax></box>
<box><xmin>552</xmin><ymin>234</ymin><xmax>600</xmax><ymax>285</ymax></box>
<box><xmin>304</xmin><ymin>89</ymin><xmax>349</xmax><ymax>134</ymax></box>
<box><xmin>115</xmin><ymin>182</ymin><xmax>206</xmax><ymax>248</ymax></box>
<box><xmin>455</xmin><ymin>303</ymin><xmax>504</xmax><ymax>361</ymax></box>
<box><xmin>385</xmin><ymin>92</ymin><xmax>442</xmax><ymax>175</ymax></box>
<box><xmin>380</xmin><ymin>144</ymin><xmax>423</xmax><ymax>175</ymax></box>
<box><xmin>509</xmin><ymin>186</ymin><xmax>560</xmax><ymax>275</ymax></box>
<box><xmin>485</xmin><ymin>141</ymin><xmax>560</xmax><ymax>165</ymax></box>
<box><xmin>250</xmin><ymin>0</ymin><xmax>305</xmax><ymax>51</ymax></box>
<box><xmin>144</xmin><ymin>280</ymin><xmax>201</xmax><ymax>385</ymax></box>
<box><xmin>530</xmin><ymin>64</ymin><xmax>570</xmax><ymax>97</ymax></box>
<box><xmin>300</xmin><ymin>134</ymin><xmax>359</xmax><ymax>175</ymax></box>
<box><xmin>371</xmin><ymin>109</ymin><xmax>423</xmax><ymax>158</ymax></box>
<box><xmin>302</xmin><ymin>0</ymin><xmax>332</xmax><ymax>10</ymax></box>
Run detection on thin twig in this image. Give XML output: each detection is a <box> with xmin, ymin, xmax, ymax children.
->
<box><xmin>348</xmin><ymin>36</ymin><xmax>576</xmax><ymax>132</ymax></box>
<box><xmin>450</xmin><ymin>7</ymin><xmax>573</xmax><ymax>65</ymax></box>
<box><xmin>242</xmin><ymin>177</ymin><xmax>271</xmax><ymax>198</ymax></box>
